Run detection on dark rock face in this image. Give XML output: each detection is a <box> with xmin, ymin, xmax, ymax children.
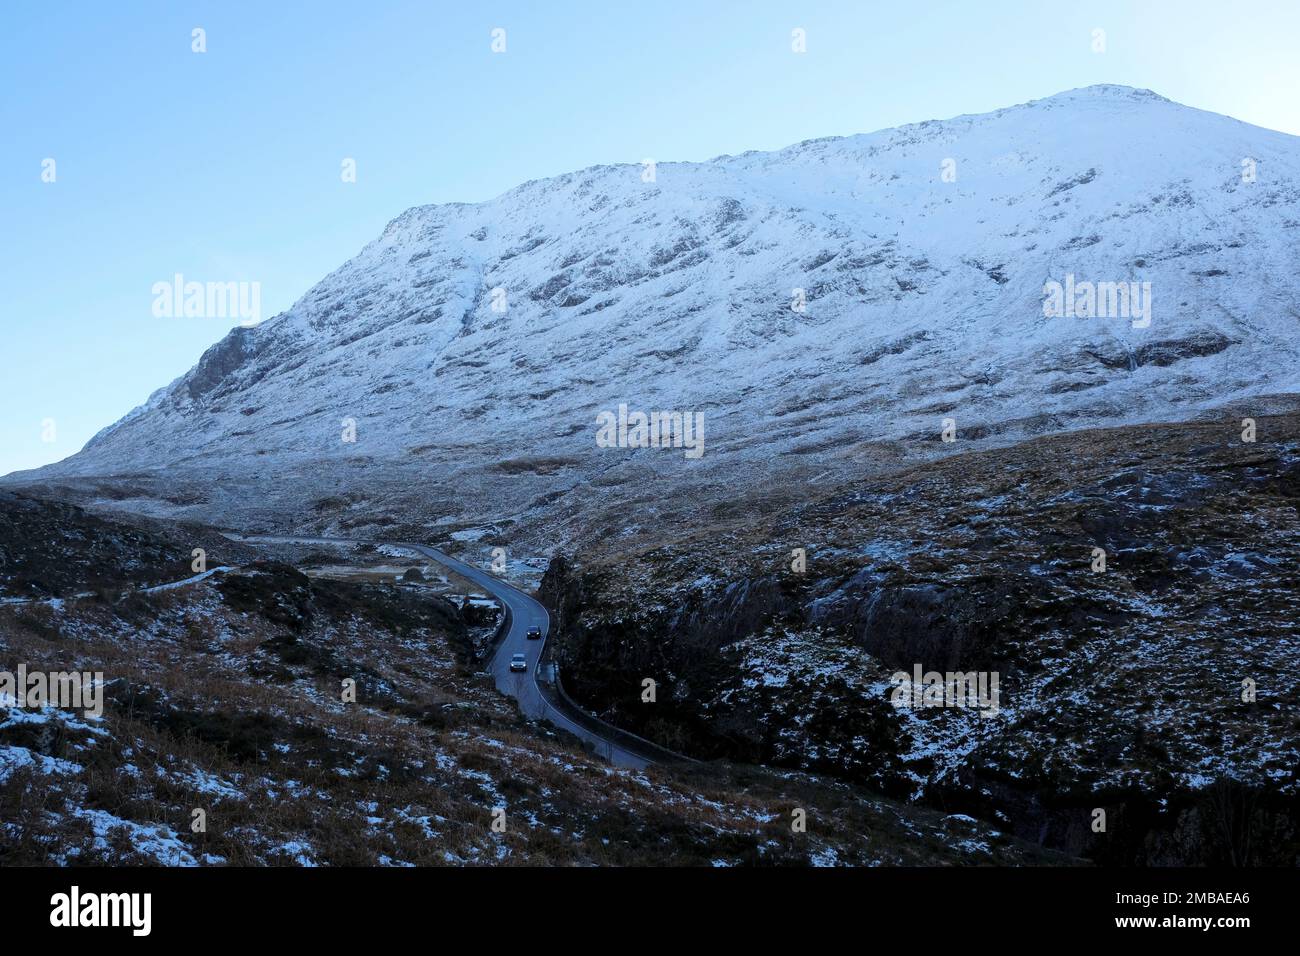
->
<box><xmin>818</xmin><ymin>579</ymin><xmax>1021</xmax><ymax>672</ymax></box>
<box><xmin>543</xmin><ymin>554</ymin><xmax>908</xmax><ymax>782</ymax></box>
<box><xmin>1080</xmin><ymin>330</ymin><xmax>1237</xmax><ymax>371</ymax></box>
<box><xmin>670</xmin><ymin>576</ymin><xmax>796</xmax><ymax>646</ymax></box>
<box><xmin>1132</xmin><ymin>330</ymin><xmax>1236</xmax><ymax>367</ymax></box>
<box><xmin>186</xmin><ymin>326</ymin><xmax>257</xmax><ymax>401</ymax></box>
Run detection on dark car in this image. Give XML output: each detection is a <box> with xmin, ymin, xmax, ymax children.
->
<box><xmin>526</xmin><ymin>626</ymin><xmax>542</xmax><ymax>640</ymax></box>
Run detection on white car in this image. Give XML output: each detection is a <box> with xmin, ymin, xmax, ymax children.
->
<box><xmin>509</xmin><ymin>653</ymin><xmax>528</xmax><ymax>673</ymax></box>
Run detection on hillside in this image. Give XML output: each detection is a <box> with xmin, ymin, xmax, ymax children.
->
<box><xmin>8</xmin><ymin>85</ymin><xmax>1300</xmax><ymax>554</ymax></box>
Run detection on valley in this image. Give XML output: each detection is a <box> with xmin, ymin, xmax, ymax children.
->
<box><xmin>4</xmin><ymin>83</ymin><xmax>1298</xmax><ymax>869</ymax></box>
<box><xmin>0</xmin><ymin>488</ymin><xmax>1070</xmax><ymax>866</ymax></box>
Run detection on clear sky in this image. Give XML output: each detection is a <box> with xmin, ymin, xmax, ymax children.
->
<box><xmin>2</xmin><ymin>0</ymin><xmax>1298</xmax><ymax>478</ymax></box>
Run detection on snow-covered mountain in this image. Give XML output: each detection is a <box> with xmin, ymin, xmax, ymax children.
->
<box><xmin>14</xmin><ymin>85</ymin><xmax>1300</xmax><ymax>541</ymax></box>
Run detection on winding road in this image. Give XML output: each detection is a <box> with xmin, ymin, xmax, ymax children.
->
<box><xmin>398</xmin><ymin>542</ymin><xmax>657</xmax><ymax>769</ymax></box>
<box><xmin>224</xmin><ymin>533</ymin><xmax>665</xmax><ymax>769</ymax></box>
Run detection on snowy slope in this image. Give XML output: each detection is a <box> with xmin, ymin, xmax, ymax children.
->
<box><xmin>14</xmin><ymin>85</ymin><xmax>1300</xmax><ymax>538</ymax></box>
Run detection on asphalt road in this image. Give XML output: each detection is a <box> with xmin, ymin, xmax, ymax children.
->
<box><xmin>224</xmin><ymin>532</ymin><xmax>653</xmax><ymax>769</ymax></box>
<box><xmin>399</xmin><ymin>543</ymin><xmax>653</xmax><ymax>769</ymax></box>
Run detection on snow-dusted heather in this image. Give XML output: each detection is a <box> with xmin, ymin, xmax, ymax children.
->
<box><xmin>70</xmin><ymin>808</ymin><xmax>199</xmax><ymax>867</ymax></box>
<box><xmin>0</xmin><ymin>744</ymin><xmax>81</xmax><ymax>783</ymax></box>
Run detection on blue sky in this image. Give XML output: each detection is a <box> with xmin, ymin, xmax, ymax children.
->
<box><xmin>2</xmin><ymin>0</ymin><xmax>1298</xmax><ymax>478</ymax></box>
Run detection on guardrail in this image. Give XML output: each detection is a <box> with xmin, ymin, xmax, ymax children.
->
<box><xmin>535</xmin><ymin>634</ymin><xmax>698</xmax><ymax>766</ymax></box>
<box><xmin>480</xmin><ymin>597</ymin><xmax>512</xmax><ymax>666</ymax></box>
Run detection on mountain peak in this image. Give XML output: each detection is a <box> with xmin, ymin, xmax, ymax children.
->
<box><xmin>13</xmin><ymin>87</ymin><xmax>1300</xmax><ymax>543</ymax></box>
<box><xmin>1036</xmin><ymin>83</ymin><xmax>1170</xmax><ymax>103</ymax></box>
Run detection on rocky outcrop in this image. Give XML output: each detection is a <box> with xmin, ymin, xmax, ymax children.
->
<box><xmin>540</xmin><ymin>414</ymin><xmax>1300</xmax><ymax>864</ymax></box>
